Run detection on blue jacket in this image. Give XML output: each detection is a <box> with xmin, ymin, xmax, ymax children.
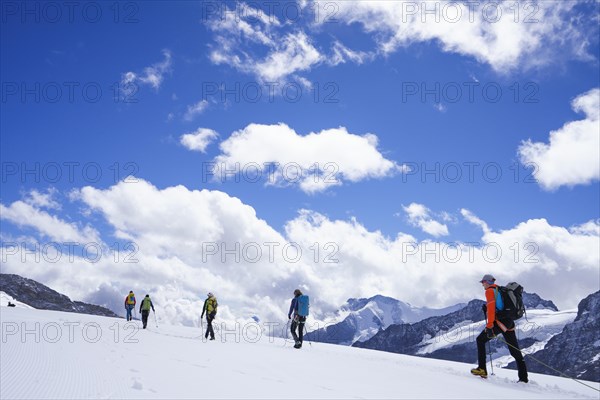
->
<box><xmin>288</xmin><ymin>296</ymin><xmax>299</xmax><ymax>318</ymax></box>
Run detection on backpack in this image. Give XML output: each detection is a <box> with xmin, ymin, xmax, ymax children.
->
<box><xmin>141</xmin><ymin>297</ymin><xmax>152</xmax><ymax>311</ymax></box>
<box><xmin>206</xmin><ymin>297</ymin><xmax>218</xmax><ymax>314</ymax></box>
<box><xmin>297</xmin><ymin>295</ymin><xmax>310</xmax><ymax>317</ymax></box>
<box><xmin>495</xmin><ymin>282</ymin><xmax>525</xmax><ymax>320</ymax></box>
<box><xmin>494</xmin><ymin>288</ymin><xmax>504</xmax><ymax>311</ymax></box>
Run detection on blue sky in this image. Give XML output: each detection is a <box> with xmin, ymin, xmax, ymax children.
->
<box><xmin>1</xmin><ymin>1</ymin><xmax>599</xmax><ymax>321</ymax></box>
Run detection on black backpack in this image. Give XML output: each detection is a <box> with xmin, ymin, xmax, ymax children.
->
<box><xmin>496</xmin><ymin>282</ymin><xmax>525</xmax><ymax>321</ymax></box>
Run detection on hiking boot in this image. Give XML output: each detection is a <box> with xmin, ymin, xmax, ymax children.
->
<box><xmin>517</xmin><ymin>379</ymin><xmax>528</xmax><ymax>383</ymax></box>
<box><xmin>470</xmin><ymin>367</ymin><xmax>487</xmax><ymax>378</ymax></box>
<box><xmin>209</xmin><ymin>337</ymin><xmax>215</xmax><ymax>341</ymax></box>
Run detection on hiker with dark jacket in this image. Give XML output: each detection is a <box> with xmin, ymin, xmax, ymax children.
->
<box><xmin>139</xmin><ymin>294</ymin><xmax>155</xmax><ymax>329</ymax></box>
<box><xmin>471</xmin><ymin>274</ymin><xmax>528</xmax><ymax>382</ymax></box>
<box><xmin>288</xmin><ymin>289</ymin><xmax>305</xmax><ymax>349</ymax></box>
<box><xmin>201</xmin><ymin>292</ymin><xmax>218</xmax><ymax>340</ymax></box>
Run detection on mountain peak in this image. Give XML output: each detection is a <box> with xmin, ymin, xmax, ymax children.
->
<box><xmin>307</xmin><ymin>294</ymin><xmax>465</xmax><ymax>345</ymax></box>
<box><xmin>343</xmin><ymin>294</ymin><xmax>406</xmax><ymax>312</ymax></box>
<box><xmin>0</xmin><ymin>274</ymin><xmax>118</xmax><ymax>318</ymax></box>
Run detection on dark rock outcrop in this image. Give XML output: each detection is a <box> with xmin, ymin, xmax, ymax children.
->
<box><xmin>0</xmin><ymin>274</ymin><xmax>118</xmax><ymax>318</ymax></box>
<box><xmin>507</xmin><ymin>291</ymin><xmax>600</xmax><ymax>382</ymax></box>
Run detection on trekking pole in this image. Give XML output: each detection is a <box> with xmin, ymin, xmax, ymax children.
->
<box><xmin>303</xmin><ymin>321</ymin><xmax>312</xmax><ymax>347</ymax></box>
<box><xmin>153</xmin><ymin>310</ymin><xmax>158</xmax><ymax>328</ymax></box>
<box><xmin>216</xmin><ymin>321</ymin><xmax>223</xmax><ymax>342</ymax></box>
<box><xmin>482</xmin><ymin>308</ymin><xmax>493</xmax><ymax>375</ymax></box>
<box><xmin>492</xmin><ymin>336</ymin><xmax>599</xmax><ymax>393</ymax></box>
<box><xmin>282</xmin><ymin>319</ymin><xmax>291</xmax><ymax>347</ymax></box>
<box><xmin>487</xmin><ymin>341</ymin><xmax>494</xmax><ymax>375</ymax></box>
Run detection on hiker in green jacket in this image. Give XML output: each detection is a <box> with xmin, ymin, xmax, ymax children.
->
<box><xmin>139</xmin><ymin>294</ymin><xmax>155</xmax><ymax>329</ymax></box>
<box><xmin>201</xmin><ymin>292</ymin><xmax>218</xmax><ymax>340</ymax></box>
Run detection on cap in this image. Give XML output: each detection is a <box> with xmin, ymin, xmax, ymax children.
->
<box><xmin>145</xmin><ymin>294</ymin><xmax>149</xmax><ymax>297</ymax></box>
<box><xmin>207</xmin><ymin>292</ymin><xmax>213</xmax><ymax>297</ymax></box>
<box><xmin>480</xmin><ymin>274</ymin><xmax>496</xmax><ymax>283</ymax></box>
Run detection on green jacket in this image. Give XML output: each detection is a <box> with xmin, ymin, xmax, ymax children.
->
<box><xmin>139</xmin><ymin>297</ymin><xmax>155</xmax><ymax>312</ymax></box>
<box><xmin>201</xmin><ymin>296</ymin><xmax>218</xmax><ymax>317</ymax></box>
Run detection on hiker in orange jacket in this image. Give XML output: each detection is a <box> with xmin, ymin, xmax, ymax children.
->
<box><xmin>471</xmin><ymin>274</ymin><xmax>528</xmax><ymax>382</ymax></box>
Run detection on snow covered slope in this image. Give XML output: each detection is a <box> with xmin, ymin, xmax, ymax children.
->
<box><xmin>0</xmin><ymin>291</ymin><xmax>34</xmax><ymax>309</ymax></box>
<box><xmin>1</xmin><ymin>307</ymin><xmax>598</xmax><ymax>399</ymax></box>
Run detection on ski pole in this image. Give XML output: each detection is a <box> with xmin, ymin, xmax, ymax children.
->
<box><xmin>481</xmin><ymin>307</ymin><xmax>494</xmax><ymax>375</ymax></box>
<box><xmin>282</xmin><ymin>319</ymin><xmax>291</xmax><ymax>347</ymax></box>
<box><xmin>153</xmin><ymin>310</ymin><xmax>158</xmax><ymax>328</ymax></box>
<box><xmin>487</xmin><ymin>341</ymin><xmax>494</xmax><ymax>375</ymax></box>
<box><xmin>303</xmin><ymin>320</ymin><xmax>312</xmax><ymax>347</ymax></box>
<box><xmin>216</xmin><ymin>320</ymin><xmax>223</xmax><ymax>342</ymax></box>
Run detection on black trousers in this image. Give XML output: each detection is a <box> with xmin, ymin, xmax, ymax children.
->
<box><xmin>477</xmin><ymin>323</ymin><xmax>528</xmax><ymax>381</ymax></box>
<box><xmin>291</xmin><ymin>316</ymin><xmax>306</xmax><ymax>344</ymax></box>
<box><xmin>141</xmin><ymin>310</ymin><xmax>150</xmax><ymax>329</ymax></box>
<box><xmin>205</xmin><ymin>313</ymin><xmax>215</xmax><ymax>339</ymax></box>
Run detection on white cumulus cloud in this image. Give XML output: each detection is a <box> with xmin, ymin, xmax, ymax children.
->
<box><xmin>1</xmin><ymin>181</ymin><xmax>598</xmax><ymax>328</ymax></box>
<box><xmin>180</xmin><ymin>128</ymin><xmax>219</xmax><ymax>153</ymax></box>
<box><xmin>0</xmin><ymin>198</ymin><xmax>99</xmax><ymax>244</ymax></box>
<box><xmin>518</xmin><ymin>88</ymin><xmax>600</xmax><ymax>190</ymax></box>
<box><xmin>402</xmin><ymin>203</ymin><xmax>449</xmax><ymax>237</ymax></box>
<box><xmin>316</xmin><ymin>1</ymin><xmax>594</xmax><ymax>72</ymax></box>
<box><xmin>206</xmin><ymin>1</ymin><xmax>595</xmax><ymax>82</ymax></box>
<box><xmin>212</xmin><ymin>123</ymin><xmax>403</xmax><ymax>193</ymax></box>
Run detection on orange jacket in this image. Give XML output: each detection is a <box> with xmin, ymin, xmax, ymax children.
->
<box><xmin>484</xmin><ymin>284</ymin><xmax>498</xmax><ymax>328</ymax></box>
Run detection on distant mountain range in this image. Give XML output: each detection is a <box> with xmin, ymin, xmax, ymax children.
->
<box><xmin>304</xmin><ymin>289</ymin><xmax>600</xmax><ymax>382</ymax></box>
<box><xmin>305</xmin><ymin>295</ymin><xmax>465</xmax><ymax>345</ymax></box>
<box><xmin>0</xmin><ymin>274</ymin><xmax>118</xmax><ymax>317</ymax></box>
<box><xmin>352</xmin><ymin>294</ymin><xmax>566</xmax><ymax>363</ymax></box>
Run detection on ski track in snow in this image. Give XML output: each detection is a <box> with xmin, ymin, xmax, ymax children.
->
<box><xmin>1</xmin><ymin>307</ymin><xmax>598</xmax><ymax>399</ymax></box>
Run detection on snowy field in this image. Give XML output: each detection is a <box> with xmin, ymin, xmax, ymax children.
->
<box><xmin>1</xmin><ymin>305</ymin><xmax>598</xmax><ymax>399</ymax></box>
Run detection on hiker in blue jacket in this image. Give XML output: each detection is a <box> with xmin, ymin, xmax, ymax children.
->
<box><xmin>288</xmin><ymin>289</ymin><xmax>305</xmax><ymax>349</ymax></box>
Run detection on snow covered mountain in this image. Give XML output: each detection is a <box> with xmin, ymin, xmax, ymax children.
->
<box><xmin>0</xmin><ymin>274</ymin><xmax>118</xmax><ymax>317</ymax></box>
<box><xmin>1</xmin><ymin>306</ymin><xmax>598</xmax><ymax>399</ymax></box>
<box><xmin>306</xmin><ymin>292</ymin><xmax>556</xmax><ymax>346</ymax></box>
<box><xmin>507</xmin><ymin>291</ymin><xmax>600</xmax><ymax>382</ymax></box>
<box><xmin>305</xmin><ymin>294</ymin><xmax>465</xmax><ymax>345</ymax></box>
<box><xmin>353</xmin><ymin>293</ymin><xmax>566</xmax><ymax>366</ymax></box>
